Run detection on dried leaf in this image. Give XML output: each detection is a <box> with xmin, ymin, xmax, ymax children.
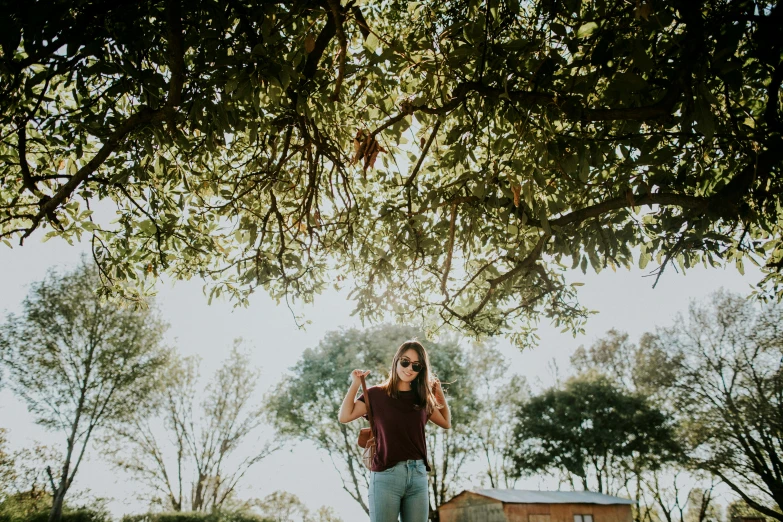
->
<box><xmin>351</xmin><ymin>129</ymin><xmax>386</xmax><ymax>171</ymax></box>
<box><xmin>634</xmin><ymin>1</ymin><xmax>652</xmax><ymax>20</ymax></box>
<box><xmin>352</xmin><ymin>130</ymin><xmax>366</xmax><ymax>164</ymax></box>
<box><xmin>305</xmin><ymin>34</ymin><xmax>316</xmax><ymax>54</ymax></box>
<box><xmin>367</xmin><ymin>149</ymin><xmax>379</xmax><ymax>169</ymax></box>
<box><xmin>364</xmin><ymin>140</ymin><xmax>379</xmax><ymax>170</ymax></box>
<box><xmin>625</xmin><ymin>187</ymin><xmax>636</xmax><ymax>207</ymax></box>
<box><xmin>511</xmin><ymin>184</ymin><xmax>522</xmax><ymax>208</ymax></box>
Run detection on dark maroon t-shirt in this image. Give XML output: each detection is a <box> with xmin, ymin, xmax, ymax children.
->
<box><xmin>357</xmin><ymin>386</ymin><xmax>431</xmax><ymax>472</ymax></box>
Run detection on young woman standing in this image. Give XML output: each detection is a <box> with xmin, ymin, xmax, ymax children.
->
<box><xmin>338</xmin><ymin>340</ymin><xmax>451</xmax><ymax>522</ymax></box>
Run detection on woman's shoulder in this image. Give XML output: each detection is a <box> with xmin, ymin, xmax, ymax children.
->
<box><xmin>359</xmin><ymin>384</ymin><xmax>385</xmax><ymax>400</ymax></box>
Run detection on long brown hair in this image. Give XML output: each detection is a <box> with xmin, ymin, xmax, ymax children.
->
<box><xmin>380</xmin><ymin>340</ymin><xmax>441</xmax><ymax>414</ymax></box>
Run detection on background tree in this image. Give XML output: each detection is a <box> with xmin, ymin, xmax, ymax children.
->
<box><xmin>570</xmin><ymin>331</ymin><xmax>716</xmax><ymax>522</ymax></box>
<box><xmin>0</xmin><ymin>261</ymin><xmax>170</xmax><ymax>522</ymax></box>
<box><xmin>468</xmin><ymin>343</ymin><xmax>528</xmax><ymax>489</ymax></box>
<box><xmin>571</xmin><ymin>330</ymin><xmax>716</xmax><ymax>522</ymax></box>
<box><xmin>507</xmin><ymin>376</ymin><xmax>681</xmax><ymax>494</ymax></box>
<box><xmin>267</xmin><ymin>324</ymin><xmax>508</xmax><ymax>518</ymax></box>
<box><xmin>109</xmin><ymin>343</ymin><xmax>277</xmax><ymax>512</ymax></box>
<box><xmin>683</xmin><ymin>487</ymin><xmax>721</xmax><ymax>522</ymax></box>
<box><xmin>2</xmin><ymin>0</ymin><xmax>781</xmax><ymax>345</ymax></box>
<box><xmin>0</xmin><ymin>436</ymin><xmax>60</xmax><ymax>518</ymax></box>
<box><xmin>252</xmin><ymin>491</ymin><xmax>309</xmax><ymax>522</ymax></box>
<box><xmin>726</xmin><ymin>500</ymin><xmax>779</xmax><ymax>522</ymax></box>
<box><xmin>648</xmin><ymin>291</ymin><xmax>783</xmax><ymax>521</ymax></box>
<box><xmin>570</xmin><ymin>329</ymin><xmax>681</xmax><ymax>400</ymax></box>
<box><xmin>309</xmin><ymin>506</ymin><xmax>343</xmax><ymax>522</ymax></box>
<box><xmin>423</xmin><ymin>332</ymin><xmax>481</xmax><ymax>517</ymax></box>
<box><xmin>0</xmin><ymin>430</ymin><xmax>12</xmax><ymax>499</ymax></box>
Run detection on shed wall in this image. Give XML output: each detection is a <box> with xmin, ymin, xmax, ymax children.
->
<box><xmin>438</xmin><ymin>492</ymin><xmax>506</xmax><ymax>522</ymax></box>
<box><xmin>503</xmin><ymin>503</ymin><xmax>633</xmax><ymax>522</ymax></box>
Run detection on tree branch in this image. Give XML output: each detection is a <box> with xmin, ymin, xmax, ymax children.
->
<box><xmin>166</xmin><ymin>0</ymin><xmax>185</xmax><ymax>109</ymax></box>
<box><xmin>550</xmin><ymin>192</ymin><xmax>710</xmax><ymax>228</ymax></box>
<box><xmin>16</xmin><ymin>125</ymin><xmax>37</xmax><ymax>195</ymax></box>
<box><xmin>465</xmin><ymin>234</ymin><xmax>549</xmax><ymax>320</ymax></box>
<box><xmin>351</xmin><ymin>5</ymin><xmax>370</xmax><ymax>40</ymax></box>
<box><xmin>411</xmin><ymin>81</ymin><xmax>681</xmax><ymax>122</ymax></box>
<box><xmin>326</xmin><ymin>0</ymin><xmax>347</xmax><ymax>102</ymax></box>
<box><xmin>405</xmin><ymin>119</ymin><xmax>441</xmax><ymax>187</ymax></box>
<box><xmin>303</xmin><ymin>9</ymin><xmax>336</xmax><ymax>80</ymax></box>
<box><xmin>711</xmin><ymin>469</ymin><xmax>783</xmax><ymax>522</ymax></box>
<box><xmin>19</xmin><ymin>107</ymin><xmax>168</xmax><ymax>243</ymax></box>
<box><xmin>440</xmin><ymin>202</ymin><xmax>457</xmax><ymax>296</ymax></box>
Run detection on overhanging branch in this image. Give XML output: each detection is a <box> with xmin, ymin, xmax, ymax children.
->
<box><xmin>20</xmin><ymin>107</ymin><xmax>170</xmax><ymax>244</ymax></box>
<box><xmin>166</xmin><ymin>0</ymin><xmax>185</xmax><ymax>108</ymax></box>
<box><xmin>407</xmin><ymin>81</ymin><xmax>681</xmax><ymax>122</ymax></box>
<box><xmin>550</xmin><ymin>192</ymin><xmax>710</xmax><ymax>228</ymax></box>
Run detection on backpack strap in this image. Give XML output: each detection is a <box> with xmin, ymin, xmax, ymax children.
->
<box><xmin>360</xmin><ymin>375</ymin><xmax>375</xmax><ymax>437</ymax></box>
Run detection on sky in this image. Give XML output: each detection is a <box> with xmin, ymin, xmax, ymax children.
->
<box><xmin>0</xmin><ymin>231</ymin><xmax>765</xmax><ymax>521</ymax></box>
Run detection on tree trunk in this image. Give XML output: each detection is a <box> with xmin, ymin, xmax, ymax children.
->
<box><xmin>48</xmin><ymin>487</ymin><xmax>66</xmax><ymax>522</ymax></box>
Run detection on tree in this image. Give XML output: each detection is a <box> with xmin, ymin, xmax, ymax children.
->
<box><xmin>0</xmin><ymin>430</ymin><xmax>12</xmax><ymax>499</ymax></box>
<box><xmin>267</xmin><ymin>324</ymin><xmax>491</xmax><ymax>517</ymax></box>
<box><xmin>253</xmin><ymin>491</ymin><xmax>309</xmax><ymax>522</ymax></box>
<box><xmin>0</xmin><ymin>432</ymin><xmax>60</xmax><ymax>516</ymax></box>
<box><xmin>422</xmin><ymin>333</ymin><xmax>482</xmax><ymax>517</ymax></box>
<box><xmin>569</xmin><ymin>331</ymin><xmax>710</xmax><ymax>522</ymax></box>
<box><xmin>727</xmin><ymin>500</ymin><xmax>779</xmax><ymax>522</ymax></box>
<box><xmin>0</xmin><ymin>261</ymin><xmax>170</xmax><ymax>522</ymax></box>
<box><xmin>682</xmin><ymin>487</ymin><xmax>721</xmax><ymax>522</ymax></box>
<box><xmin>507</xmin><ymin>376</ymin><xmax>680</xmax><ymax>494</ymax></box>
<box><xmin>1</xmin><ymin>0</ymin><xmax>781</xmax><ymax>345</ymax></box>
<box><xmin>309</xmin><ymin>506</ymin><xmax>343</xmax><ymax>522</ymax></box>
<box><xmin>649</xmin><ymin>290</ymin><xmax>783</xmax><ymax>522</ymax></box>
<box><xmin>109</xmin><ymin>344</ymin><xmax>277</xmax><ymax>512</ymax></box>
<box><xmin>571</xmin><ymin>329</ymin><xmax>682</xmax><ymax>401</ymax></box>
<box><xmin>467</xmin><ymin>344</ymin><xmax>528</xmax><ymax>489</ymax></box>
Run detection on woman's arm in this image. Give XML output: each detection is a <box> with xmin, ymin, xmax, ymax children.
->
<box><xmin>428</xmin><ymin>379</ymin><xmax>451</xmax><ymax>429</ymax></box>
<box><xmin>338</xmin><ymin>369</ymin><xmax>369</xmax><ymax>423</ymax></box>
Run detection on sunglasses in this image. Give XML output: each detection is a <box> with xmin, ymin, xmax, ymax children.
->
<box><xmin>399</xmin><ymin>357</ymin><xmax>425</xmax><ymax>373</ymax></box>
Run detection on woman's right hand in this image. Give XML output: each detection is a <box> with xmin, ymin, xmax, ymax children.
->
<box><xmin>351</xmin><ymin>369</ymin><xmax>371</xmax><ymax>385</ymax></box>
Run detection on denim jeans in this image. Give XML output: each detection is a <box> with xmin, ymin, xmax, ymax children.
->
<box><xmin>369</xmin><ymin>459</ymin><xmax>429</xmax><ymax>522</ymax></box>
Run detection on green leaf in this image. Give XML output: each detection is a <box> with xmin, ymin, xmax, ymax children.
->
<box><xmin>694</xmin><ymin>92</ymin><xmax>716</xmax><ymax>141</ymax></box>
<box><xmin>577</xmin><ymin>22</ymin><xmax>599</xmax><ymax>39</ymax></box>
<box><xmin>364</xmin><ymin>34</ymin><xmax>380</xmax><ymax>53</ymax></box>
<box><xmin>138</xmin><ymin>220</ymin><xmax>156</xmax><ymax>235</ymax></box>
<box><xmin>539</xmin><ymin>207</ymin><xmax>551</xmax><ymax>234</ymax></box>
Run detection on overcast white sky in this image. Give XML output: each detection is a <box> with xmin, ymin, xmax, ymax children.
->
<box><xmin>0</xmin><ymin>232</ymin><xmax>764</xmax><ymax>521</ymax></box>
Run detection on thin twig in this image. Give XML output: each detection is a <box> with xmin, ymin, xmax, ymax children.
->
<box><xmin>440</xmin><ymin>202</ymin><xmax>457</xmax><ymax>296</ymax></box>
<box><xmin>405</xmin><ymin>119</ymin><xmax>441</xmax><ymax>187</ymax></box>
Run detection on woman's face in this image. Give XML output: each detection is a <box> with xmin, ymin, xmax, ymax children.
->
<box><xmin>396</xmin><ymin>348</ymin><xmax>423</xmax><ymax>386</ymax></box>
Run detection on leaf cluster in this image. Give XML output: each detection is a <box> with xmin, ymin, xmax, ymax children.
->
<box><xmin>1</xmin><ymin>0</ymin><xmax>782</xmax><ymax>343</ymax></box>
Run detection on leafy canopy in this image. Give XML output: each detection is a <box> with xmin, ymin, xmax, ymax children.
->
<box><xmin>2</xmin><ymin>0</ymin><xmax>782</xmax><ymax>344</ymax></box>
<box><xmin>506</xmin><ymin>376</ymin><xmax>681</xmax><ymax>493</ymax></box>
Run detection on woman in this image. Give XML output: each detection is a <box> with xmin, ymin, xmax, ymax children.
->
<box><xmin>338</xmin><ymin>340</ymin><xmax>451</xmax><ymax>522</ymax></box>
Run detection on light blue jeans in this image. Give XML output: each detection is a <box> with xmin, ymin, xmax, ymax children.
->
<box><xmin>369</xmin><ymin>459</ymin><xmax>429</xmax><ymax>522</ymax></box>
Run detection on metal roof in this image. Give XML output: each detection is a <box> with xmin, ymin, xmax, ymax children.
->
<box><xmin>466</xmin><ymin>490</ymin><xmax>635</xmax><ymax>505</ymax></box>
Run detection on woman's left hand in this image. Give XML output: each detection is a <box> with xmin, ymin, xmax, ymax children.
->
<box><xmin>431</xmin><ymin>378</ymin><xmax>445</xmax><ymax>400</ymax></box>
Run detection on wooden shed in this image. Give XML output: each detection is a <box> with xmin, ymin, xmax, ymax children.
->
<box><xmin>438</xmin><ymin>489</ymin><xmax>635</xmax><ymax>522</ymax></box>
